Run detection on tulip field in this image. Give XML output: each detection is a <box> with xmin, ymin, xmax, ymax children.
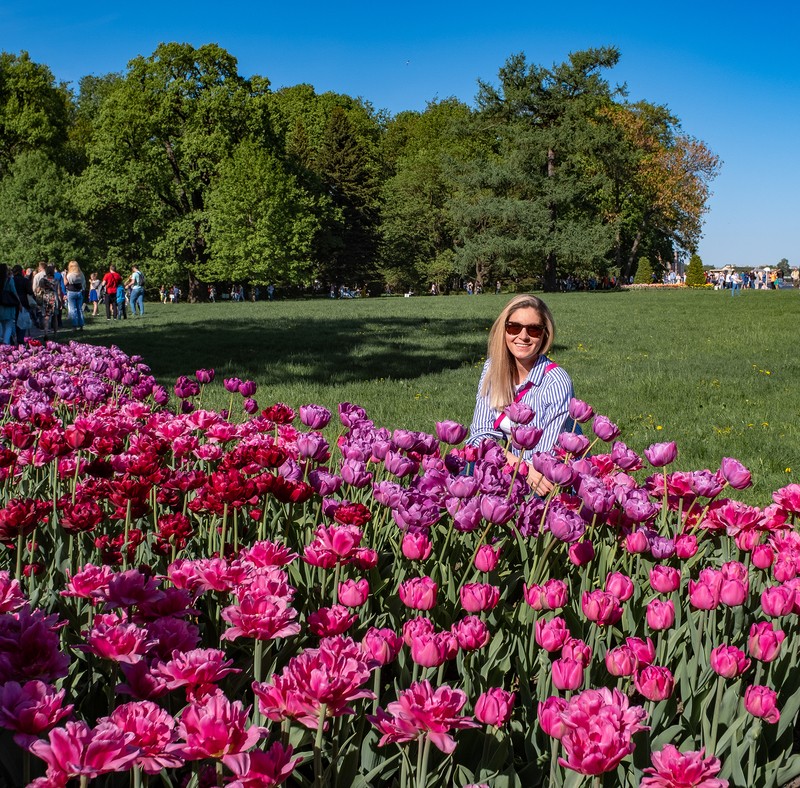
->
<box><xmin>0</xmin><ymin>332</ymin><xmax>800</xmax><ymax>788</ymax></box>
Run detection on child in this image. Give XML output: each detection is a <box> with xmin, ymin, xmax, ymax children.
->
<box><xmin>116</xmin><ymin>283</ymin><xmax>128</xmax><ymax>320</ymax></box>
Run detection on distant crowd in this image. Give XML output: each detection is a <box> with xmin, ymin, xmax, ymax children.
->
<box><xmin>0</xmin><ymin>261</ymin><xmax>146</xmax><ymax>345</ymax></box>
<box><xmin>707</xmin><ymin>268</ymin><xmax>798</xmax><ymax>290</ymax></box>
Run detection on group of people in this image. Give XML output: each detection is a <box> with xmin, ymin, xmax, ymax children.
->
<box><xmin>0</xmin><ymin>261</ymin><xmax>146</xmax><ymax>345</ymax></box>
<box><xmin>708</xmin><ymin>268</ymin><xmax>798</xmax><ymax>291</ymax></box>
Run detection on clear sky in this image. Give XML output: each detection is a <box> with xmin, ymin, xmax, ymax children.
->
<box><xmin>2</xmin><ymin>0</ymin><xmax>798</xmax><ymax>269</ymax></box>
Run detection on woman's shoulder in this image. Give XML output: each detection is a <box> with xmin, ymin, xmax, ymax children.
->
<box><xmin>539</xmin><ymin>357</ymin><xmax>573</xmax><ymax>387</ymax></box>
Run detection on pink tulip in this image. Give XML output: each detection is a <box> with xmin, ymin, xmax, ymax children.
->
<box><xmin>626</xmin><ymin>637</ymin><xmax>656</xmax><ymax>667</ymax></box>
<box><xmin>568</xmin><ymin>398</ymin><xmax>594</xmax><ymax>423</ymax></box>
<box><xmin>624</xmin><ymin>530</ymin><xmax>650</xmax><ymax>554</ymax></box>
<box><xmin>452</xmin><ymin>616</ymin><xmax>491</xmax><ymax>651</ymax></box>
<box><xmin>649</xmin><ymin>566</ymin><xmax>681</xmax><ymax>594</ymax></box>
<box><xmin>760</xmin><ymin>585</ymin><xmax>795</xmax><ymax>617</ymax></box>
<box><xmin>558</xmin><ymin>687</ymin><xmax>647</xmax><ymax>775</ymax></box>
<box><xmin>710</xmin><ymin>645</ymin><xmax>750</xmax><ymax>678</ymax></box>
<box><xmin>605</xmin><ymin>572</ymin><xmax>634</xmax><ymax>601</ymax></box>
<box><xmin>748</xmin><ymin>621</ymin><xmax>785</xmax><ymax>662</ymax></box>
<box><xmin>524</xmin><ymin>579</ymin><xmax>568</xmax><ymax>611</ymax></box>
<box><xmin>152</xmin><ymin>648</ymin><xmax>239</xmax><ymax>700</ymax></box>
<box><xmin>535</xmin><ymin>616</ymin><xmax>570</xmax><ymax>652</ymax></box>
<box><xmin>371</xmin><ymin>680</ymin><xmax>478</xmax><ymax>754</ymax></box>
<box><xmin>474</xmin><ymin>544</ymin><xmax>501</xmax><ymax>572</ymax></box>
<box><xmin>568</xmin><ymin>540</ymin><xmax>595</xmax><ymax>566</ymax></box>
<box><xmin>459</xmin><ymin>583</ymin><xmax>500</xmax><ymax>612</ymax></box>
<box><xmin>307</xmin><ymin>605</ymin><xmax>358</xmax><ymax>636</ymax></box>
<box><xmin>401</xmin><ymin>532</ymin><xmax>432</xmax><ymax>561</ymax></box>
<box><xmin>410</xmin><ymin>633</ymin><xmax>450</xmax><ymax>667</ymax></box>
<box><xmin>338</xmin><ymin>579</ymin><xmax>370</xmax><ymax>608</ymax></box>
<box><xmin>177</xmin><ymin>690</ymin><xmax>263</xmax><ymax>759</ymax></box>
<box><xmin>751</xmin><ymin>544</ymin><xmax>775</xmax><ymax>569</ymax></box>
<box><xmin>720</xmin><ymin>457</ymin><xmax>752</xmax><ymax>490</ymax></box>
<box><xmin>641</xmin><ymin>745</ymin><xmax>728</xmax><ymax>788</ymax></box>
<box><xmin>635</xmin><ymin>666</ymin><xmax>674</xmax><ymax>701</ymax></box>
<box><xmin>361</xmin><ymin>628</ymin><xmax>403</xmax><ymax>666</ymax></box>
<box><xmin>537</xmin><ymin>696</ymin><xmax>568</xmax><ymax>739</ymax></box>
<box><xmin>552</xmin><ymin>658</ymin><xmax>584</xmax><ymax>691</ymax></box>
<box><xmin>773</xmin><ymin>483</ymin><xmax>800</xmax><ymax>515</ymax></box>
<box><xmin>223</xmin><ymin>741</ymin><xmax>302</xmax><ymax>788</ymax></box>
<box><xmin>646</xmin><ymin>599</ymin><xmax>675</xmax><ymax>631</ymax></box>
<box><xmin>688</xmin><ymin>580</ymin><xmax>721</xmax><ymax>611</ymax></box>
<box><xmin>28</xmin><ymin>720</ymin><xmax>140</xmax><ymax>782</ymax></box>
<box><xmin>605</xmin><ymin>646</ymin><xmax>638</xmax><ymax>677</ymax></box>
<box><xmin>592</xmin><ymin>415</ymin><xmax>620</xmax><ymax>442</ymax></box>
<box><xmin>0</xmin><ymin>681</ymin><xmax>73</xmax><ymax>744</ymax></box>
<box><xmin>644</xmin><ymin>441</ymin><xmax>677</xmax><ymax>468</ymax></box>
<box><xmin>103</xmin><ymin>701</ymin><xmax>182</xmax><ymax>774</ymax></box>
<box><xmin>562</xmin><ymin>637</ymin><xmax>592</xmax><ymax>667</ymax></box>
<box><xmin>674</xmin><ymin>534</ymin><xmax>698</xmax><ymax>559</ymax></box>
<box><xmin>474</xmin><ymin>688</ymin><xmax>515</xmax><ymax>727</ymax></box>
<box><xmin>435</xmin><ymin>420</ymin><xmax>468</xmax><ymax>445</ymax></box>
<box><xmin>581</xmin><ymin>590</ymin><xmax>623</xmax><ymax>627</ymax></box>
<box><xmin>398</xmin><ymin>576</ymin><xmax>437</xmax><ymax>610</ymax></box>
<box><xmin>744</xmin><ymin>685</ymin><xmax>780</xmax><ymax>724</ymax></box>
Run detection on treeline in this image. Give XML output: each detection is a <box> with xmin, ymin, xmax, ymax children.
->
<box><xmin>0</xmin><ymin>43</ymin><xmax>719</xmax><ymax>298</ymax></box>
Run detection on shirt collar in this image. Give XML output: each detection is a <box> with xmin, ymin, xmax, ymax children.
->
<box><xmin>517</xmin><ymin>354</ymin><xmax>551</xmax><ymax>390</ymax></box>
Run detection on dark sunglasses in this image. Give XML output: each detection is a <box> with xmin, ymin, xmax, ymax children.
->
<box><xmin>505</xmin><ymin>321</ymin><xmax>545</xmax><ymax>338</ymax></box>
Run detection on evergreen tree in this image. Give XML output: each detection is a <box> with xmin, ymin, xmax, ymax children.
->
<box><xmin>633</xmin><ymin>256</ymin><xmax>654</xmax><ymax>284</ymax></box>
<box><xmin>685</xmin><ymin>253</ymin><xmax>707</xmax><ymax>287</ymax></box>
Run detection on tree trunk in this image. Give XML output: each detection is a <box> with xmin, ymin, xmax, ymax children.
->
<box><xmin>624</xmin><ymin>228</ymin><xmax>644</xmax><ymax>280</ymax></box>
<box><xmin>543</xmin><ymin>148</ymin><xmax>558</xmax><ymax>292</ymax></box>
<box><xmin>187</xmin><ymin>271</ymin><xmax>202</xmax><ymax>303</ymax></box>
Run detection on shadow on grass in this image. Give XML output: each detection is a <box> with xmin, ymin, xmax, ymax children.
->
<box><xmin>79</xmin><ymin>313</ymin><xmax>509</xmax><ymax>385</ymax></box>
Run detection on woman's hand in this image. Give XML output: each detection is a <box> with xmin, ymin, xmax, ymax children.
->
<box><xmin>526</xmin><ymin>468</ymin><xmax>554</xmax><ymax>497</ymax></box>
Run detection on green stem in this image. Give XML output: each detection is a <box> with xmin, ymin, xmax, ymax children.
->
<box><xmin>707</xmin><ymin>676</ymin><xmax>726</xmax><ymax>754</ymax></box>
<box><xmin>314</xmin><ymin>703</ymin><xmax>328</xmax><ymax>788</ymax></box>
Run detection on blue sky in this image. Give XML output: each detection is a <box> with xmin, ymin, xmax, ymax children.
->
<box><xmin>2</xmin><ymin>0</ymin><xmax>798</xmax><ymax>269</ymax></box>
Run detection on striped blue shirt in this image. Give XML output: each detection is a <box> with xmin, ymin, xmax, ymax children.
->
<box><xmin>467</xmin><ymin>355</ymin><xmax>575</xmax><ymax>458</ymax></box>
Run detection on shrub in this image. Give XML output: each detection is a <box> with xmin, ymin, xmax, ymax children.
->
<box><xmin>634</xmin><ymin>257</ymin><xmax>654</xmax><ymax>284</ymax></box>
<box><xmin>685</xmin><ymin>253</ymin><xmax>707</xmax><ymax>287</ymax></box>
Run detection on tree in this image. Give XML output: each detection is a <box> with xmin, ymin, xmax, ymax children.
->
<box><xmin>685</xmin><ymin>253</ymin><xmax>706</xmax><ymax>287</ymax></box>
<box><xmin>205</xmin><ymin>141</ymin><xmax>320</xmax><ymax>285</ymax></box>
<box><xmin>378</xmin><ymin>99</ymin><xmax>478</xmax><ymax>290</ymax></box>
<box><xmin>473</xmin><ymin>48</ymin><xmax>623</xmax><ymax>290</ymax></box>
<box><xmin>598</xmin><ymin>102</ymin><xmax>720</xmax><ymax>279</ymax></box>
<box><xmin>77</xmin><ymin>43</ymin><xmax>273</xmax><ymax>299</ymax></box>
<box><xmin>0</xmin><ymin>150</ymin><xmax>87</xmax><ymax>263</ymax></box>
<box><xmin>315</xmin><ymin>106</ymin><xmax>381</xmax><ymax>284</ymax></box>
<box><xmin>0</xmin><ymin>51</ymin><xmax>72</xmax><ymax>176</ymax></box>
<box><xmin>633</xmin><ymin>256</ymin><xmax>654</xmax><ymax>284</ymax></box>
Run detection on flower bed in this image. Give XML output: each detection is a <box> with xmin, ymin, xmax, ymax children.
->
<box><xmin>0</xmin><ymin>341</ymin><xmax>799</xmax><ymax>787</ymax></box>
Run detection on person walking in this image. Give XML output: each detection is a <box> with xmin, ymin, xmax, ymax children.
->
<box><xmin>127</xmin><ymin>264</ymin><xmax>145</xmax><ymax>317</ymax></box>
<box><xmin>12</xmin><ymin>265</ymin><xmax>35</xmax><ymax>344</ymax></box>
<box><xmin>102</xmin><ymin>264</ymin><xmax>122</xmax><ymax>320</ymax></box>
<box><xmin>0</xmin><ymin>264</ymin><xmax>21</xmax><ymax>345</ymax></box>
<box><xmin>65</xmin><ymin>260</ymin><xmax>87</xmax><ymax>331</ymax></box>
<box><xmin>731</xmin><ymin>271</ymin><xmax>741</xmax><ymax>297</ymax></box>
<box><xmin>89</xmin><ymin>272</ymin><xmax>102</xmax><ymax>316</ymax></box>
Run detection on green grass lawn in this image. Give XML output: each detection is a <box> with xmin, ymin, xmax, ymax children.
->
<box><xmin>77</xmin><ymin>288</ymin><xmax>800</xmax><ymax>504</ymax></box>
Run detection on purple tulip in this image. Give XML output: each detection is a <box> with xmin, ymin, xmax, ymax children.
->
<box><xmin>238</xmin><ymin>379</ymin><xmax>257</xmax><ymax>397</ymax></box>
<box><xmin>195</xmin><ymin>368</ymin><xmax>215</xmax><ymax>384</ymax></box>
<box><xmin>578</xmin><ymin>476</ymin><xmax>615</xmax><ymax>515</ymax></box>
<box><xmin>544</xmin><ymin>460</ymin><xmax>577</xmax><ymax>488</ymax></box>
<box><xmin>340</xmin><ymin>459</ymin><xmax>372</xmax><ymax>488</ymax></box>
<box><xmin>649</xmin><ymin>535</ymin><xmax>676</xmax><ymax>560</ymax></box>
<box><xmin>392</xmin><ymin>429</ymin><xmax>421</xmax><ymax>452</ymax></box>
<box><xmin>479</xmin><ymin>494</ymin><xmax>516</xmax><ymax>525</ymax></box>
<box><xmin>644</xmin><ymin>441</ymin><xmax>677</xmax><ymax>468</ymax></box>
<box><xmin>568</xmin><ymin>398</ymin><xmax>594</xmax><ymax>423</ymax></box>
<box><xmin>690</xmin><ymin>470</ymin><xmax>725</xmax><ymax>498</ymax></box>
<box><xmin>299</xmin><ymin>404</ymin><xmax>332</xmax><ymax>429</ymax></box>
<box><xmin>453</xmin><ymin>498</ymin><xmax>482</xmax><ymax>532</ymax></box>
<box><xmin>384</xmin><ymin>450</ymin><xmax>420</xmax><ymax>478</ymax></box>
<box><xmin>338</xmin><ymin>402</ymin><xmax>369</xmax><ymax>427</ymax></box>
<box><xmin>558</xmin><ymin>432</ymin><xmax>590</xmax><ymax>455</ymax></box>
<box><xmin>242</xmin><ymin>397</ymin><xmax>259</xmax><ymax>414</ymax></box>
<box><xmin>546</xmin><ymin>504</ymin><xmax>585</xmax><ymax>542</ymax></box>
<box><xmin>720</xmin><ymin>457</ymin><xmax>752</xmax><ymax>490</ymax></box>
<box><xmin>435</xmin><ymin>420</ymin><xmax>468</xmax><ymax>445</ymax></box>
<box><xmin>611</xmin><ymin>441</ymin><xmax>642</xmax><ymax>471</ymax></box>
<box><xmin>446</xmin><ymin>475</ymin><xmax>479</xmax><ymax>498</ymax></box>
<box><xmin>511</xmin><ymin>425</ymin><xmax>543</xmax><ymax>451</ymax></box>
<box><xmin>308</xmin><ymin>469</ymin><xmax>343</xmax><ymax>496</ymax></box>
<box><xmin>505</xmin><ymin>402</ymin><xmax>534</xmax><ymax>425</ymax></box>
<box><xmin>592</xmin><ymin>415</ymin><xmax>620</xmax><ymax>442</ymax></box>
<box><xmin>223</xmin><ymin>377</ymin><xmax>242</xmax><ymax>393</ymax></box>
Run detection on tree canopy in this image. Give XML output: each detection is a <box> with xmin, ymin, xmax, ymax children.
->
<box><xmin>0</xmin><ymin>44</ymin><xmax>720</xmax><ymax>296</ymax></box>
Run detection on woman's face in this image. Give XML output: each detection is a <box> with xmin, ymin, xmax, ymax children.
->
<box><xmin>504</xmin><ymin>306</ymin><xmax>545</xmax><ymax>370</ymax></box>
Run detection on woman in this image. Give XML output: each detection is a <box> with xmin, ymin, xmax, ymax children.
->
<box><xmin>36</xmin><ymin>265</ymin><xmax>59</xmax><ymax>339</ymax></box>
<box><xmin>0</xmin><ymin>264</ymin><xmax>21</xmax><ymax>344</ymax></box>
<box><xmin>89</xmin><ymin>272</ymin><xmax>102</xmax><ymax>316</ymax></box>
<box><xmin>65</xmin><ymin>260</ymin><xmax>86</xmax><ymax>331</ymax></box>
<box><xmin>467</xmin><ymin>295</ymin><xmax>575</xmax><ymax>494</ymax></box>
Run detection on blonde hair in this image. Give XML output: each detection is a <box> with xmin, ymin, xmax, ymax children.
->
<box><xmin>67</xmin><ymin>260</ymin><xmax>82</xmax><ymax>275</ymax></box>
<box><xmin>481</xmin><ymin>294</ymin><xmax>556</xmax><ymax>410</ymax></box>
